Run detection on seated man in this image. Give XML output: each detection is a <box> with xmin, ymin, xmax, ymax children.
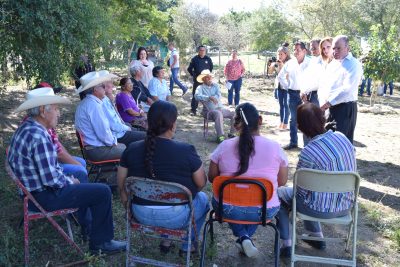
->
<box><xmin>129</xmin><ymin>65</ymin><xmax>153</xmax><ymax>112</ymax></box>
<box><xmin>194</xmin><ymin>70</ymin><xmax>235</xmax><ymax>143</ymax></box>
<box><xmin>75</xmin><ymin>71</ymin><xmax>143</xmax><ymax>162</ymax></box>
<box><xmin>8</xmin><ymin>88</ymin><xmax>125</xmax><ymax>254</ymax></box>
<box><xmin>276</xmin><ymin>102</ymin><xmax>357</xmax><ymax>258</ymax></box>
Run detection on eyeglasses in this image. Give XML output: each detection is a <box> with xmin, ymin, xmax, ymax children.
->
<box><xmin>95</xmin><ymin>83</ymin><xmax>106</xmax><ymax>89</ymax></box>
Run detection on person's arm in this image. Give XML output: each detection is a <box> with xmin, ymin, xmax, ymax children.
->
<box><xmin>277</xmin><ymin>63</ymin><xmax>289</xmax><ymax>89</ymax></box>
<box><xmin>148</xmin><ymin>79</ymin><xmax>160</xmax><ymax>101</ymax></box>
<box><xmin>117</xmin><ymin>166</ymin><xmax>129</xmax><ymax>209</ymax></box>
<box><xmin>194</xmin><ymin>86</ymin><xmax>210</xmax><ymax>102</ymax></box>
<box><xmin>192</xmin><ymin>164</ymin><xmax>207</xmax><ymax>190</ymax></box>
<box><xmin>90</xmin><ymin>106</ymin><xmax>116</xmax><ymax>146</ymax></box>
<box><xmin>187</xmin><ymin>58</ymin><xmax>194</xmax><ymax>77</ymax></box>
<box><xmin>208</xmin><ymin>160</ymin><xmax>220</xmax><ymax>183</ymax></box>
<box><xmin>57</xmin><ymin>144</ymin><xmax>81</xmax><ymax>165</ymax></box>
<box><xmin>171</xmin><ymin>54</ymin><xmax>178</xmax><ymax>68</ymax></box>
<box><xmin>209</xmin><ymin>56</ymin><xmax>214</xmax><ymax>72</ymax></box>
<box><xmin>277</xmin><ymin>165</ymin><xmax>288</xmax><ymax>186</ymax></box>
<box><xmin>126</xmin><ymin>108</ymin><xmax>143</xmax><ymax>116</ymax></box>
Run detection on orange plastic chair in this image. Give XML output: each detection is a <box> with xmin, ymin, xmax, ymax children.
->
<box><xmin>5</xmin><ymin>154</ymin><xmax>83</xmax><ymax>266</ymax></box>
<box><xmin>75</xmin><ymin>131</ymin><xmax>120</xmax><ymax>183</ymax></box>
<box><xmin>200</xmin><ymin>176</ymin><xmax>280</xmax><ymax>267</ymax></box>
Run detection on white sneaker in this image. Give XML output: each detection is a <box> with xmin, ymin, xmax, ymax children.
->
<box><xmin>241</xmin><ymin>239</ymin><xmax>259</xmax><ymax>257</ymax></box>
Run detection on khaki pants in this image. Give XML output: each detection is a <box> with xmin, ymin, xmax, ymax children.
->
<box><xmin>206</xmin><ymin>108</ymin><xmax>235</xmax><ymax>137</ymax></box>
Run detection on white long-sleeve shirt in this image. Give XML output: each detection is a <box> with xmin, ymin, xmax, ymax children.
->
<box><xmin>277</xmin><ymin>57</ymin><xmax>311</xmax><ymax>91</ymax></box>
<box><xmin>319</xmin><ymin>53</ymin><xmax>363</xmax><ymax>106</ymax></box>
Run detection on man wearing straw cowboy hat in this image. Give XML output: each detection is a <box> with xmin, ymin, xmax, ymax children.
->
<box><xmin>7</xmin><ymin>87</ymin><xmax>126</xmax><ymax>254</ymax></box>
<box><xmin>75</xmin><ymin>70</ymin><xmax>144</xmax><ymax>162</ymax></box>
<box><xmin>195</xmin><ymin>69</ymin><xmax>235</xmax><ymax>143</ymax></box>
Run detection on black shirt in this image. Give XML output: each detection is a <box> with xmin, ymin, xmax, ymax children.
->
<box><xmin>120</xmin><ymin>138</ymin><xmax>202</xmax><ymax>205</ymax></box>
<box><xmin>130</xmin><ymin>78</ymin><xmax>152</xmax><ymax>103</ymax></box>
<box><xmin>187</xmin><ymin>55</ymin><xmax>213</xmax><ymax>79</ymax></box>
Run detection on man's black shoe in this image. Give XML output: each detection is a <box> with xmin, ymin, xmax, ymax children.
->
<box><xmin>283</xmin><ymin>143</ymin><xmax>298</xmax><ymax>150</ymax></box>
<box><xmin>90</xmin><ymin>240</ymin><xmax>127</xmax><ymax>254</ymax></box>
<box><xmin>303</xmin><ymin>239</ymin><xmax>326</xmax><ymax>250</ymax></box>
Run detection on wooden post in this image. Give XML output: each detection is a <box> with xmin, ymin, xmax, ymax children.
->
<box><xmin>263</xmin><ymin>53</ymin><xmax>268</xmax><ymax>84</ymax></box>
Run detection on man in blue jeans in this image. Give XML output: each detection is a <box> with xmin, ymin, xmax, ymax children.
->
<box><xmin>168</xmin><ymin>42</ymin><xmax>188</xmax><ymax>95</ymax></box>
<box><xmin>277</xmin><ymin>41</ymin><xmax>311</xmax><ymax>150</ymax></box>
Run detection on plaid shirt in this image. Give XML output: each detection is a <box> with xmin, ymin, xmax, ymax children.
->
<box><xmin>7</xmin><ymin>117</ymin><xmax>73</xmax><ymax>193</ymax></box>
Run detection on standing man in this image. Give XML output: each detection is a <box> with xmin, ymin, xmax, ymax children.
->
<box><xmin>309</xmin><ymin>39</ymin><xmax>321</xmax><ymax>57</ymax></box>
<box><xmin>168</xmin><ymin>42</ymin><xmax>188</xmax><ymax>95</ymax></box>
<box><xmin>278</xmin><ymin>41</ymin><xmax>311</xmax><ymax>150</ymax></box>
<box><xmin>187</xmin><ymin>45</ymin><xmax>213</xmax><ymax>116</ymax></box>
<box><xmin>320</xmin><ymin>35</ymin><xmax>362</xmax><ymax>144</ymax></box>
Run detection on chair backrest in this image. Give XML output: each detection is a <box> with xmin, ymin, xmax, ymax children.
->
<box><xmin>294</xmin><ymin>168</ymin><xmax>360</xmax><ymax>196</ymax></box>
<box><xmin>75</xmin><ymin>130</ymin><xmax>87</xmax><ymax>160</ymax></box>
<box><xmin>126</xmin><ymin>176</ymin><xmax>193</xmax><ymax>205</ymax></box>
<box><xmin>212</xmin><ymin>176</ymin><xmax>274</xmax><ymax>207</ymax></box>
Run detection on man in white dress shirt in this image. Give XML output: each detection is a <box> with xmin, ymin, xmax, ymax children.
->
<box><xmin>278</xmin><ymin>41</ymin><xmax>311</xmax><ymax>150</ymax></box>
<box><xmin>320</xmin><ymin>35</ymin><xmax>362</xmax><ymax>144</ymax></box>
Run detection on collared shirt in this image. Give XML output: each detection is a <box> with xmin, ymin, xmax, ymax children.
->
<box><xmin>169</xmin><ymin>48</ymin><xmax>180</xmax><ymax>68</ymax></box>
<box><xmin>102</xmin><ymin>95</ymin><xmax>130</xmax><ymax>139</ymax></box>
<box><xmin>148</xmin><ymin>78</ymin><xmax>171</xmax><ymax>101</ymax></box>
<box><xmin>296</xmin><ymin>130</ymin><xmax>357</xmax><ymax>213</ymax></box>
<box><xmin>277</xmin><ymin>57</ymin><xmax>311</xmax><ymax>91</ymax></box>
<box><xmin>301</xmin><ymin>56</ymin><xmax>325</xmax><ymax>94</ymax></box>
<box><xmin>130</xmin><ymin>59</ymin><xmax>154</xmax><ymax>88</ymax></box>
<box><xmin>224</xmin><ymin>59</ymin><xmax>245</xmax><ymax>81</ymax></box>
<box><xmin>320</xmin><ymin>53</ymin><xmax>363</xmax><ymax>106</ymax></box>
<box><xmin>48</xmin><ymin>128</ymin><xmax>63</xmax><ymax>154</ymax></box>
<box><xmin>194</xmin><ymin>82</ymin><xmax>223</xmax><ymax>111</ymax></box>
<box><xmin>75</xmin><ymin>94</ymin><xmax>117</xmax><ymax>147</ymax></box>
<box><xmin>7</xmin><ymin>117</ymin><xmax>73</xmax><ymax>193</ymax></box>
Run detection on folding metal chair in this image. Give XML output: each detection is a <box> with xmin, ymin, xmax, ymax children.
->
<box><xmin>291</xmin><ymin>169</ymin><xmax>360</xmax><ymax>267</ymax></box>
<box><xmin>125</xmin><ymin>176</ymin><xmax>196</xmax><ymax>267</ymax></box>
<box><xmin>200</xmin><ymin>176</ymin><xmax>280</xmax><ymax>267</ymax></box>
<box><xmin>200</xmin><ymin>101</ymin><xmax>214</xmax><ymax>139</ymax></box>
<box><xmin>75</xmin><ymin>130</ymin><xmax>120</xmax><ymax>183</ymax></box>
<box><xmin>5</xmin><ymin>159</ymin><xmax>83</xmax><ymax>266</ymax></box>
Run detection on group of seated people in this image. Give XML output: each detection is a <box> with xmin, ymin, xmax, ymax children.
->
<box><xmin>7</xmin><ymin>63</ymin><xmax>357</xmax><ymax>260</ymax></box>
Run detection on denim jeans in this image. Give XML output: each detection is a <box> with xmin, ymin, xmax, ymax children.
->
<box><xmin>288</xmin><ymin>90</ymin><xmax>302</xmax><ymax>146</ymax></box>
<box><xmin>212</xmin><ymin>198</ymin><xmax>279</xmax><ymax>238</ymax></box>
<box><xmin>169</xmin><ymin>67</ymin><xmax>187</xmax><ymax>93</ymax></box>
<box><xmin>132</xmin><ymin>191</ymin><xmax>210</xmax><ymax>250</ymax></box>
<box><xmin>227</xmin><ymin>78</ymin><xmax>242</xmax><ymax>106</ymax></box>
<box><xmin>383</xmin><ymin>81</ymin><xmax>394</xmax><ymax>95</ymax></box>
<box><xmin>29</xmin><ymin>183</ymin><xmax>114</xmax><ymax>246</ymax></box>
<box><xmin>277</xmin><ymin>88</ymin><xmax>289</xmax><ymax>124</ymax></box>
<box><xmin>60</xmin><ymin>156</ymin><xmax>88</xmax><ymax>182</ymax></box>
<box><xmin>359</xmin><ymin>78</ymin><xmax>372</xmax><ymax>96</ymax></box>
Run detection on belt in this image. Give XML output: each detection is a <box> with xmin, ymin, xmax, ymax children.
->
<box><xmin>332</xmin><ymin>101</ymin><xmax>356</xmax><ymax>107</ymax></box>
<box><xmin>288</xmin><ymin>89</ymin><xmax>300</xmax><ymax>92</ymax></box>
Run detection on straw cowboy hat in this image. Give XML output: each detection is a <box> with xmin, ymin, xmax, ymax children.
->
<box><xmin>196</xmin><ymin>69</ymin><xmax>214</xmax><ymax>83</ymax></box>
<box><xmin>15</xmin><ymin>87</ymin><xmax>71</xmax><ymax>113</ymax></box>
<box><xmin>76</xmin><ymin>70</ymin><xmax>118</xmax><ymax>94</ymax></box>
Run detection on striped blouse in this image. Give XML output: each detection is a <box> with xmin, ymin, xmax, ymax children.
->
<box><xmin>296</xmin><ymin>130</ymin><xmax>357</xmax><ymax>213</ymax></box>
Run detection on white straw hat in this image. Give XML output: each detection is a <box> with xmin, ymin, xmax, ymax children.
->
<box><xmin>196</xmin><ymin>69</ymin><xmax>214</xmax><ymax>83</ymax></box>
<box><xmin>15</xmin><ymin>87</ymin><xmax>71</xmax><ymax>113</ymax></box>
<box><xmin>76</xmin><ymin>70</ymin><xmax>118</xmax><ymax>94</ymax></box>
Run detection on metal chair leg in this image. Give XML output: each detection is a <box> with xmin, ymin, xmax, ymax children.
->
<box><xmin>200</xmin><ymin>220</ymin><xmax>212</xmax><ymax>267</ymax></box>
<box><xmin>267</xmin><ymin>222</ymin><xmax>280</xmax><ymax>267</ymax></box>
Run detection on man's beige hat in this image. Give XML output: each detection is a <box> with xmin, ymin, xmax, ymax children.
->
<box><xmin>76</xmin><ymin>70</ymin><xmax>118</xmax><ymax>94</ymax></box>
<box><xmin>15</xmin><ymin>87</ymin><xmax>71</xmax><ymax>113</ymax></box>
<box><xmin>196</xmin><ymin>69</ymin><xmax>214</xmax><ymax>83</ymax></box>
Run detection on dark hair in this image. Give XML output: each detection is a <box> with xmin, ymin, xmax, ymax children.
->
<box><xmin>198</xmin><ymin>45</ymin><xmax>206</xmax><ymax>51</ymax></box>
<box><xmin>119</xmin><ymin>77</ymin><xmax>130</xmax><ymax>90</ymax></box>
<box><xmin>136</xmin><ymin>47</ymin><xmax>148</xmax><ymax>60</ymax></box>
<box><xmin>144</xmin><ymin>101</ymin><xmax>178</xmax><ymax>178</ymax></box>
<box><xmin>281</xmin><ymin>42</ymin><xmax>290</xmax><ymax>47</ymax></box>
<box><xmin>294</xmin><ymin>41</ymin><xmax>307</xmax><ymax>50</ymax></box>
<box><xmin>297</xmin><ymin>103</ymin><xmax>326</xmax><ymax>138</ymax></box>
<box><xmin>233</xmin><ymin>103</ymin><xmax>260</xmax><ymax>176</ymax></box>
<box><xmin>152</xmin><ymin>66</ymin><xmax>164</xmax><ymax>77</ymax></box>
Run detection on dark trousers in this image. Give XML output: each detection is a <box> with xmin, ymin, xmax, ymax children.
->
<box><xmin>117</xmin><ymin>130</ymin><xmax>146</xmax><ymax>146</ymax></box>
<box><xmin>29</xmin><ymin>183</ymin><xmax>114</xmax><ymax>246</ymax></box>
<box><xmin>288</xmin><ymin>90</ymin><xmax>302</xmax><ymax>146</ymax></box>
<box><xmin>191</xmin><ymin>81</ymin><xmax>201</xmax><ymax>113</ymax></box>
<box><xmin>327</xmin><ymin>101</ymin><xmax>357</xmax><ymax>143</ymax></box>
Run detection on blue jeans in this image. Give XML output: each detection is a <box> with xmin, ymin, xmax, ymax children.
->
<box><xmin>212</xmin><ymin>198</ymin><xmax>279</xmax><ymax>238</ymax></box>
<box><xmin>132</xmin><ymin>191</ymin><xmax>209</xmax><ymax>250</ymax></box>
<box><xmin>29</xmin><ymin>183</ymin><xmax>114</xmax><ymax>246</ymax></box>
<box><xmin>359</xmin><ymin>78</ymin><xmax>372</xmax><ymax>96</ymax></box>
<box><xmin>227</xmin><ymin>78</ymin><xmax>242</xmax><ymax>106</ymax></box>
<box><xmin>170</xmin><ymin>67</ymin><xmax>187</xmax><ymax>93</ymax></box>
<box><xmin>384</xmin><ymin>81</ymin><xmax>394</xmax><ymax>95</ymax></box>
<box><xmin>60</xmin><ymin>156</ymin><xmax>88</xmax><ymax>182</ymax></box>
<box><xmin>277</xmin><ymin>88</ymin><xmax>289</xmax><ymax>124</ymax></box>
<box><xmin>288</xmin><ymin>90</ymin><xmax>302</xmax><ymax>146</ymax></box>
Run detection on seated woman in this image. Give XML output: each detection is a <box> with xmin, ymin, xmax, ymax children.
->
<box><xmin>208</xmin><ymin>102</ymin><xmax>288</xmax><ymax>258</ymax></box>
<box><xmin>117</xmin><ymin>101</ymin><xmax>209</xmax><ymax>254</ymax></box>
<box><xmin>148</xmin><ymin>66</ymin><xmax>171</xmax><ymax>102</ymax></box>
<box><xmin>116</xmin><ymin>77</ymin><xmax>148</xmax><ymax>129</ymax></box>
<box><xmin>276</xmin><ymin>102</ymin><xmax>357</xmax><ymax>258</ymax></box>
<box><xmin>129</xmin><ymin>65</ymin><xmax>153</xmax><ymax>112</ymax></box>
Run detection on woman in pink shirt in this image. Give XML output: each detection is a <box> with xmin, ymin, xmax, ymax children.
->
<box><xmin>224</xmin><ymin>50</ymin><xmax>245</xmax><ymax>106</ymax></box>
<box><xmin>208</xmin><ymin>102</ymin><xmax>288</xmax><ymax>257</ymax></box>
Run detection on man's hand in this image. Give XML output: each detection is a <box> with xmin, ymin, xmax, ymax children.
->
<box><xmin>321</xmin><ymin>102</ymin><xmax>331</xmax><ymax>111</ymax></box>
<box><xmin>301</xmin><ymin>93</ymin><xmax>308</xmax><ymax>102</ymax></box>
<box><xmin>209</xmin><ymin>96</ymin><xmax>218</xmax><ymax>104</ymax></box>
<box><xmin>72</xmin><ymin>177</ymin><xmax>80</xmax><ymax>184</ymax></box>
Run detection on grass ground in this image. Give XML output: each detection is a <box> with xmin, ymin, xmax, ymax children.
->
<box><xmin>0</xmin><ymin>76</ymin><xmax>399</xmax><ymax>266</ymax></box>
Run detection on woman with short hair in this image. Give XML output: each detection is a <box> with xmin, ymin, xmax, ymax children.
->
<box><xmin>208</xmin><ymin>102</ymin><xmax>289</xmax><ymax>258</ymax></box>
<box><xmin>117</xmin><ymin>101</ymin><xmax>209</xmax><ymax>255</ymax></box>
<box><xmin>224</xmin><ymin>49</ymin><xmax>245</xmax><ymax>107</ymax></box>
<box><xmin>129</xmin><ymin>65</ymin><xmax>153</xmax><ymax>112</ymax></box>
<box><xmin>148</xmin><ymin>66</ymin><xmax>171</xmax><ymax>102</ymax></box>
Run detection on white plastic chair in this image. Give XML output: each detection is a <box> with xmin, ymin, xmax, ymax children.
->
<box><xmin>291</xmin><ymin>169</ymin><xmax>360</xmax><ymax>267</ymax></box>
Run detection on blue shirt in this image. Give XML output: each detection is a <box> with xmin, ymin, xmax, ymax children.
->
<box><xmin>296</xmin><ymin>130</ymin><xmax>357</xmax><ymax>213</ymax></box>
<box><xmin>7</xmin><ymin>118</ymin><xmax>73</xmax><ymax>193</ymax></box>
<box><xmin>102</xmin><ymin>96</ymin><xmax>130</xmax><ymax>139</ymax></box>
<box><xmin>194</xmin><ymin>82</ymin><xmax>223</xmax><ymax>111</ymax></box>
<box><xmin>148</xmin><ymin>78</ymin><xmax>171</xmax><ymax>101</ymax></box>
<box><xmin>75</xmin><ymin>94</ymin><xmax>117</xmax><ymax>147</ymax></box>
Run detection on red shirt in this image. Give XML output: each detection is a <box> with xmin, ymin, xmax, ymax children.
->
<box><xmin>224</xmin><ymin>59</ymin><xmax>245</xmax><ymax>81</ymax></box>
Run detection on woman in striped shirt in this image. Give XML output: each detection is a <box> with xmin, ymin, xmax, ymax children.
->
<box><xmin>276</xmin><ymin>102</ymin><xmax>357</xmax><ymax>258</ymax></box>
